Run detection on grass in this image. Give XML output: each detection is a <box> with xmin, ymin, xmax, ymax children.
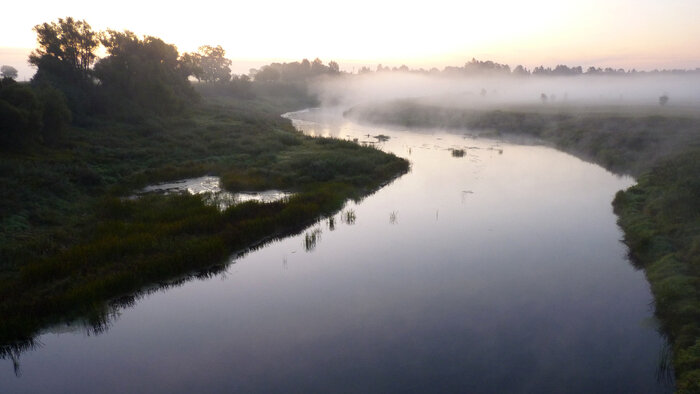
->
<box><xmin>0</xmin><ymin>85</ymin><xmax>408</xmax><ymax>353</ymax></box>
<box><xmin>612</xmin><ymin>149</ymin><xmax>700</xmax><ymax>393</ymax></box>
<box><xmin>346</xmin><ymin>99</ymin><xmax>700</xmax><ymax>393</ymax></box>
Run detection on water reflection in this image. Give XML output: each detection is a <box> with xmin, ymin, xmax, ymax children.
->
<box><xmin>342</xmin><ymin>209</ymin><xmax>356</xmax><ymax>225</ymax></box>
<box><xmin>389</xmin><ymin>211</ymin><xmax>398</xmax><ymax>225</ymax></box>
<box><xmin>1</xmin><ymin>255</ymin><xmax>233</xmax><ymax>375</ymax></box>
<box><xmin>134</xmin><ymin>175</ymin><xmax>292</xmax><ymax>210</ymax></box>
<box><xmin>304</xmin><ymin>228</ymin><xmax>322</xmax><ymax>252</ymax></box>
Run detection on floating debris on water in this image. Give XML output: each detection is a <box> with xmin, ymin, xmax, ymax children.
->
<box><xmin>451</xmin><ymin>149</ymin><xmax>466</xmax><ymax>157</ymax></box>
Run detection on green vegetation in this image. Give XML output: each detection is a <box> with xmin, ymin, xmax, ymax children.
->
<box><xmin>0</xmin><ymin>17</ymin><xmax>408</xmax><ymax>357</ymax></box>
<box><xmin>346</xmin><ymin>100</ymin><xmax>700</xmax><ymax>392</ymax></box>
<box><xmin>612</xmin><ymin>150</ymin><xmax>700</xmax><ymax>393</ymax></box>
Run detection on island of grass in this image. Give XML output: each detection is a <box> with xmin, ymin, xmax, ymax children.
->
<box><xmin>345</xmin><ymin>100</ymin><xmax>700</xmax><ymax>393</ymax></box>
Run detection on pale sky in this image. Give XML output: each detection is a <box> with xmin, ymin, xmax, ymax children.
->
<box><xmin>2</xmin><ymin>0</ymin><xmax>699</xmax><ymax>79</ymax></box>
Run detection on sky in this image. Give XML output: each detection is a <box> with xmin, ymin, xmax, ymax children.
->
<box><xmin>1</xmin><ymin>0</ymin><xmax>699</xmax><ymax>79</ymax></box>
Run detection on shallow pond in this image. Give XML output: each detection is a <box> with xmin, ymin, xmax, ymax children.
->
<box><xmin>134</xmin><ymin>175</ymin><xmax>291</xmax><ymax>210</ymax></box>
<box><xmin>1</xmin><ymin>108</ymin><xmax>669</xmax><ymax>393</ymax></box>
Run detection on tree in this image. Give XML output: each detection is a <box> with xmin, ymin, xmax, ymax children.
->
<box><xmin>254</xmin><ymin>66</ymin><xmax>280</xmax><ymax>82</ymax></box>
<box><xmin>94</xmin><ymin>30</ymin><xmax>197</xmax><ymax>116</ymax></box>
<box><xmin>29</xmin><ymin>17</ymin><xmax>98</xmax><ymax>78</ymax></box>
<box><xmin>29</xmin><ymin>17</ymin><xmax>99</xmax><ymax>116</ymax></box>
<box><xmin>195</xmin><ymin>45</ymin><xmax>232</xmax><ymax>83</ymax></box>
<box><xmin>328</xmin><ymin>61</ymin><xmax>340</xmax><ymax>74</ymax></box>
<box><xmin>311</xmin><ymin>58</ymin><xmax>326</xmax><ymax>75</ymax></box>
<box><xmin>178</xmin><ymin>52</ymin><xmax>203</xmax><ymax>80</ymax></box>
<box><xmin>1</xmin><ymin>65</ymin><xmax>18</xmax><ymax>80</ymax></box>
<box><xmin>511</xmin><ymin>65</ymin><xmax>529</xmax><ymax>76</ymax></box>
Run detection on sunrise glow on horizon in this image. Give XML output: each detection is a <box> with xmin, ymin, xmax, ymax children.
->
<box><xmin>2</xmin><ymin>0</ymin><xmax>699</xmax><ymax>78</ymax></box>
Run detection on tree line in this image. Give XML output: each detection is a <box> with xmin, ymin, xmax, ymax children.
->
<box><xmin>357</xmin><ymin>58</ymin><xmax>700</xmax><ymax>76</ymax></box>
<box><xmin>0</xmin><ymin>17</ymin><xmax>348</xmax><ymax>150</ymax></box>
<box><xmin>250</xmin><ymin>58</ymin><xmax>341</xmax><ymax>82</ymax></box>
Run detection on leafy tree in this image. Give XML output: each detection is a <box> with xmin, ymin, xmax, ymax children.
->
<box><xmin>254</xmin><ymin>66</ymin><xmax>281</xmax><ymax>82</ymax></box>
<box><xmin>94</xmin><ymin>30</ymin><xmax>197</xmax><ymax>116</ymax></box>
<box><xmin>328</xmin><ymin>61</ymin><xmax>340</xmax><ymax>74</ymax></box>
<box><xmin>29</xmin><ymin>17</ymin><xmax>98</xmax><ymax>116</ymax></box>
<box><xmin>178</xmin><ymin>52</ymin><xmax>203</xmax><ymax>80</ymax></box>
<box><xmin>195</xmin><ymin>45</ymin><xmax>232</xmax><ymax>83</ymax></box>
<box><xmin>29</xmin><ymin>17</ymin><xmax>98</xmax><ymax>79</ymax></box>
<box><xmin>311</xmin><ymin>58</ymin><xmax>326</xmax><ymax>74</ymax></box>
<box><xmin>512</xmin><ymin>65</ymin><xmax>529</xmax><ymax>76</ymax></box>
<box><xmin>1</xmin><ymin>65</ymin><xmax>18</xmax><ymax>80</ymax></box>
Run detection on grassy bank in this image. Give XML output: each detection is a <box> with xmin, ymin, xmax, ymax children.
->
<box><xmin>612</xmin><ymin>150</ymin><xmax>700</xmax><ymax>393</ymax></box>
<box><xmin>0</xmin><ymin>89</ymin><xmax>408</xmax><ymax>353</ymax></box>
<box><xmin>346</xmin><ymin>100</ymin><xmax>700</xmax><ymax>392</ymax></box>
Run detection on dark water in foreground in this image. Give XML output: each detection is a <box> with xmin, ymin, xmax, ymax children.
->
<box><xmin>1</xmin><ymin>109</ymin><xmax>669</xmax><ymax>393</ymax></box>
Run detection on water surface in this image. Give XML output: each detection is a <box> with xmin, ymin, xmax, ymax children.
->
<box><xmin>134</xmin><ymin>175</ymin><xmax>291</xmax><ymax>210</ymax></box>
<box><xmin>1</xmin><ymin>109</ymin><xmax>668</xmax><ymax>393</ymax></box>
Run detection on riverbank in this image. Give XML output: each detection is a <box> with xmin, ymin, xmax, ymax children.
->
<box><xmin>345</xmin><ymin>100</ymin><xmax>700</xmax><ymax>392</ymax></box>
<box><xmin>0</xmin><ymin>89</ymin><xmax>409</xmax><ymax>354</ymax></box>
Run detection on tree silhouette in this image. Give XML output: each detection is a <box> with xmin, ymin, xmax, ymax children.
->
<box><xmin>29</xmin><ymin>17</ymin><xmax>98</xmax><ymax>77</ymax></box>
<box><xmin>196</xmin><ymin>45</ymin><xmax>232</xmax><ymax>83</ymax></box>
<box><xmin>28</xmin><ymin>17</ymin><xmax>99</xmax><ymax>116</ymax></box>
<box><xmin>94</xmin><ymin>30</ymin><xmax>197</xmax><ymax>115</ymax></box>
<box><xmin>1</xmin><ymin>65</ymin><xmax>18</xmax><ymax>80</ymax></box>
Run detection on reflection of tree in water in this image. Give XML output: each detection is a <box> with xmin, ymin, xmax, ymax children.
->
<box><xmin>0</xmin><ymin>263</ymin><xmax>229</xmax><ymax>372</ymax></box>
<box><xmin>1</xmin><ymin>339</ymin><xmax>38</xmax><ymax>377</ymax></box>
<box><xmin>304</xmin><ymin>228</ymin><xmax>322</xmax><ymax>252</ymax></box>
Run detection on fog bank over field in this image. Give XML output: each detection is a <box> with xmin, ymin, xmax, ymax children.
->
<box><xmin>312</xmin><ymin>72</ymin><xmax>700</xmax><ymax>112</ymax></box>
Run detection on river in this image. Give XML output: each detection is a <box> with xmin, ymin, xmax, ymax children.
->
<box><xmin>1</xmin><ymin>108</ymin><xmax>669</xmax><ymax>393</ymax></box>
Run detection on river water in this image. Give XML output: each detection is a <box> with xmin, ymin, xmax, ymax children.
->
<box><xmin>1</xmin><ymin>109</ymin><xmax>669</xmax><ymax>393</ymax></box>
